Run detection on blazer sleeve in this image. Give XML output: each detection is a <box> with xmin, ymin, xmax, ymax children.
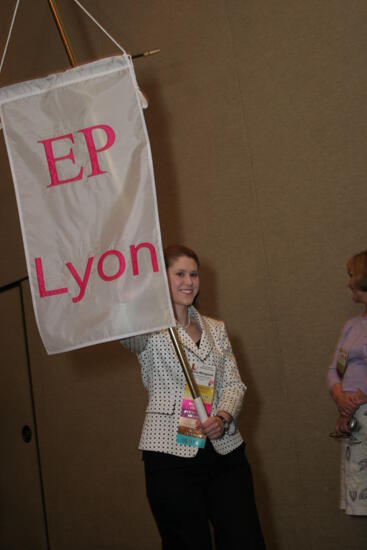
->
<box><xmin>216</xmin><ymin>322</ymin><xmax>246</xmax><ymax>420</ymax></box>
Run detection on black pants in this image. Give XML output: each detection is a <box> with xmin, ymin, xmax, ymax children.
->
<box><xmin>143</xmin><ymin>442</ymin><xmax>265</xmax><ymax>550</ymax></box>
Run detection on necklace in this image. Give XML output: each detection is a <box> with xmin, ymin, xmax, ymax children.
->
<box><xmin>179</xmin><ymin>316</ymin><xmax>191</xmax><ymax>330</ymax></box>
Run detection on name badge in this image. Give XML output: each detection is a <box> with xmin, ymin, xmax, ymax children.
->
<box><xmin>336</xmin><ymin>349</ymin><xmax>348</xmax><ymax>378</ymax></box>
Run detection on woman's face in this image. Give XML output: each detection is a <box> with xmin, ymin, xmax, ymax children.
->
<box><xmin>167</xmin><ymin>256</ymin><xmax>200</xmax><ymax>309</ymax></box>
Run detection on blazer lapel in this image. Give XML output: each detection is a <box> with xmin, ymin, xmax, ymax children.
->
<box><xmin>176</xmin><ymin>307</ymin><xmax>214</xmax><ymax>362</ymax></box>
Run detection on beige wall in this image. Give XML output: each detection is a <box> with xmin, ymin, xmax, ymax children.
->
<box><xmin>1</xmin><ymin>1</ymin><xmax>367</xmax><ymax>548</ymax></box>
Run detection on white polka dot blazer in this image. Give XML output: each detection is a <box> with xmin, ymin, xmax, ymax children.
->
<box><xmin>121</xmin><ymin>306</ymin><xmax>246</xmax><ymax>457</ymax></box>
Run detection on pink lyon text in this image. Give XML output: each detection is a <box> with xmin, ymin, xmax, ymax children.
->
<box><xmin>35</xmin><ymin>243</ymin><xmax>159</xmax><ymax>303</ymax></box>
<box><xmin>36</xmin><ymin>127</ymin><xmax>158</xmax><ymax>303</ymax></box>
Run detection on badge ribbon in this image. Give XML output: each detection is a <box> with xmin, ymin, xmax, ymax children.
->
<box><xmin>176</xmin><ymin>360</ymin><xmax>215</xmax><ymax>448</ymax></box>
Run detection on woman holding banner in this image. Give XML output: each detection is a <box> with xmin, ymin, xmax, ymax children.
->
<box><xmin>328</xmin><ymin>250</ymin><xmax>367</xmax><ymax>516</ymax></box>
<box><xmin>122</xmin><ymin>245</ymin><xmax>265</xmax><ymax>549</ymax></box>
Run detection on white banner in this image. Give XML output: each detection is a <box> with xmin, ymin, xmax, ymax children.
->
<box><xmin>0</xmin><ymin>55</ymin><xmax>175</xmax><ymax>354</ymax></box>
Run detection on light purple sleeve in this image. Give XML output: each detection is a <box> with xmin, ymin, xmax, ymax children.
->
<box><xmin>327</xmin><ymin>320</ymin><xmax>353</xmax><ymax>391</ymax></box>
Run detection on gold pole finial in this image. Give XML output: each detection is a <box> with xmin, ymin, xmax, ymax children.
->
<box><xmin>132</xmin><ymin>49</ymin><xmax>161</xmax><ymax>60</ymax></box>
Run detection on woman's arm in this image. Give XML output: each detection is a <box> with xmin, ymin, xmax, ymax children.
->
<box><xmin>335</xmin><ymin>414</ymin><xmax>352</xmax><ymax>435</ymax></box>
<box><xmin>327</xmin><ymin>320</ymin><xmax>355</xmax><ymax>414</ymax></box>
<box><xmin>330</xmin><ymin>383</ymin><xmax>359</xmax><ymax>416</ymax></box>
<box><xmin>215</xmin><ymin>322</ymin><xmax>246</xmax><ymax>419</ymax></box>
<box><xmin>350</xmin><ymin>389</ymin><xmax>367</xmax><ymax>407</ymax></box>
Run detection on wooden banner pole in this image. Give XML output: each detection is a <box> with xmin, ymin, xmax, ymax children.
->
<box><xmin>168</xmin><ymin>327</ymin><xmax>208</xmax><ymax>422</ymax></box>
<box><xmin>47</xmin><ymin>0</ymin><xmax>77</xmax><ymax>67</ymax></box>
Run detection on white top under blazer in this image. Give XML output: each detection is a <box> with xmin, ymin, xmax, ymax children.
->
<box><xmin>121</xmin><ymin>306</ymin><xmax>246</xmax><ymax>457</ymax></box>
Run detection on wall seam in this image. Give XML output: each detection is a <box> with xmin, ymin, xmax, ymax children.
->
<box><xmin>224</xmin><ymin>3</ymin><xmax>313</xmax><ymax>549</ymax></box>
<box><xmin>19</xmin><ymin>282</ymin><xmax>51</xmax><ymax>550</ymax></box>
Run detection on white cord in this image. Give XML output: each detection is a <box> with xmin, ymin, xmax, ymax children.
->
<box><xmin>0</xmin><ymin>0</ymin><xmax>20</xmax><ymax>75</ymax></box>
<box><xmin>0</xmin><ymin>0</ymin><xmax>128</xmax><ymax>130</ymax></box>
<box><xmin>72</xmin><ymin>0</ymin><xmax>126</xmax><ymax>55</ymax></box>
